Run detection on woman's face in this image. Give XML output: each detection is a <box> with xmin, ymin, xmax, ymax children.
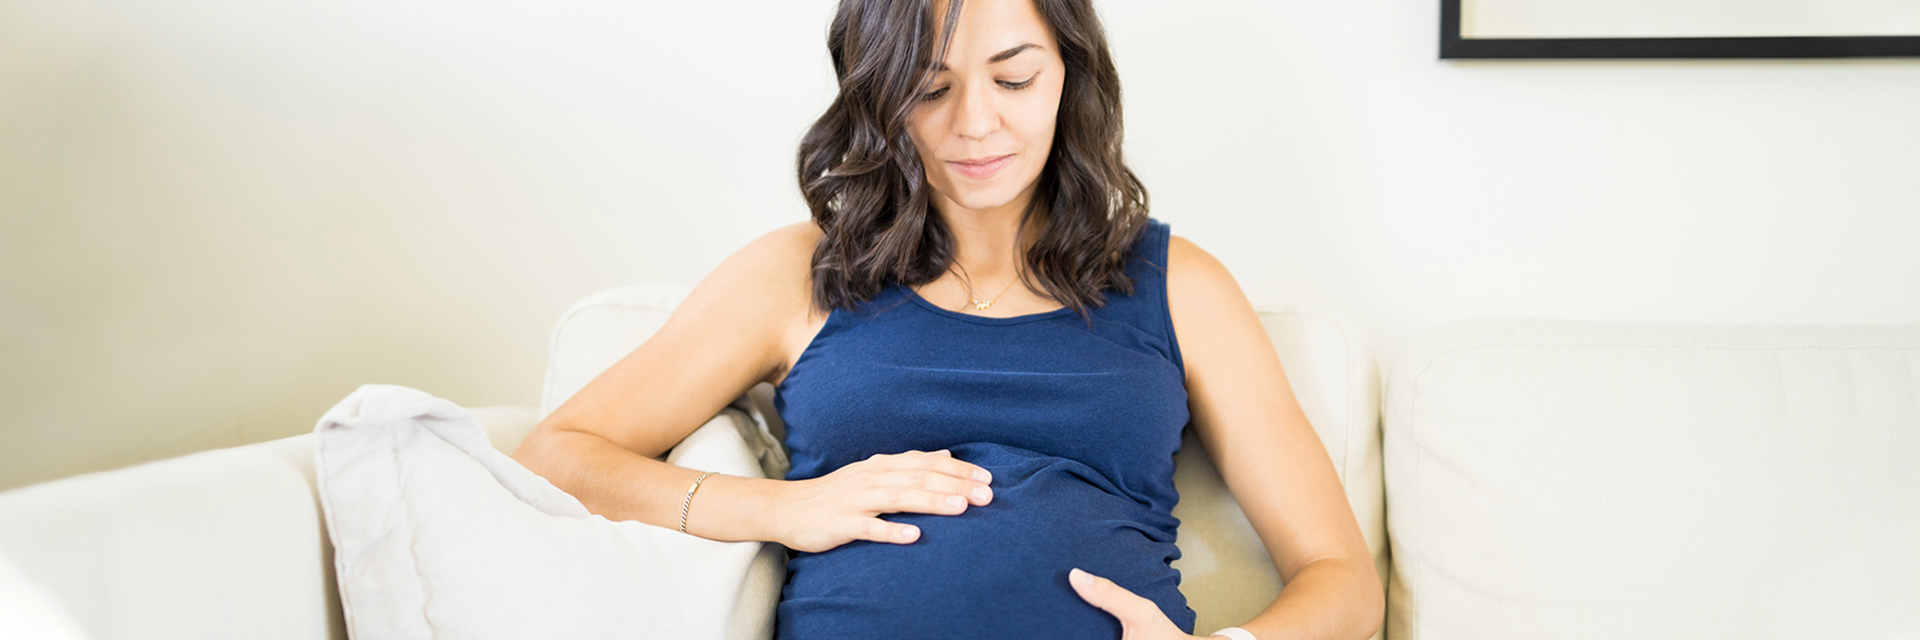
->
<box><xmin>907</xmin><ymin>0</ymin><xmax>1066</xmax><ymax>218</ymax></box>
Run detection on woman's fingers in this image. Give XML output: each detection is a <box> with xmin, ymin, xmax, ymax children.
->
<box><xmin>862</xmin><ymin>486</ymin><xmax>972</xmax><ymax>516</ymax></box>
<box><xmin>800</xmin><ymin>449</ymin><xmax>1000</xmax><ymax>549</ymax></box>
<box><xmin>876</xmin><ymin>450</ymin><xmax>994</xmax><ymax>486</ymax></box>
<box><xmin>870</xmin><ymin>468</ymin><xmax>993</xmax><ymax>506</ymax></box>
<box><xmin>1068</xmin><ymin>568</ymin><xmax>1181</xmax><ymax>633</ymax></box>
<box><xmin>855</xmin><ymin>518</ymin><xmax>920</xmax><ymax>545</ymax></box>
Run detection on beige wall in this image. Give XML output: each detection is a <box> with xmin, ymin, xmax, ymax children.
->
<box><xmin>4</xmin><ymin>0</ymin><xmax>1918</xmax><ymax>491</ymax></box>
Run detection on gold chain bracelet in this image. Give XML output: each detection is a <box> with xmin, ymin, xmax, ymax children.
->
<box><xmin>679</xmin><ymin>470</ymin><xmax>720</xmax><ymax>534</ymax></box>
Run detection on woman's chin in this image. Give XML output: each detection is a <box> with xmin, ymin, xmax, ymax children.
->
<box><xmin>940</xmin><ymin>188</ymin><xmax>1027</xmax><ymax>214</ymax></box>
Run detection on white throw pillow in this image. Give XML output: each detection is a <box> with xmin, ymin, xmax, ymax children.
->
<box><xmin>313</xmin><ymin>383</ymin><xmax>783</xmax><ymax>640</ymax></box>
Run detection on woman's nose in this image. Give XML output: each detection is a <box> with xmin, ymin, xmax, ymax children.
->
<box><xmin>952</xmin><ymin>83</ymin><xmax>1000</xmax><ymax>141</ymax></box>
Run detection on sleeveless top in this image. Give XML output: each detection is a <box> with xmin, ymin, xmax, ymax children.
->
<box><xmin>773</xmin><ymin>217</ymin><xmax>1196</xmax><ymax>639</ymax></box>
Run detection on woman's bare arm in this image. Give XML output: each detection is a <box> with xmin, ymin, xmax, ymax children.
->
<box><xmin>1165</xmin><ymin>234</ymin><xmax>1386</xmax><ymax>640</ymax></box>
<box><xmin>512</xmin><ymin>222</ymin><xmax>822</xmax><ymax>543</ymax></box>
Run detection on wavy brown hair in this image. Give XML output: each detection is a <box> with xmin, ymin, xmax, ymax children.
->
<box><xmin>797</xmin><ymin>0</ymin><xmax>1152</xmax><ymax>323</ymax></box>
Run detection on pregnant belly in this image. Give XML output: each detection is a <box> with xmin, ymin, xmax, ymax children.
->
<box><xmin>777</xmin><ymin>442</ymin><xmax>1195</xmax><ymax>640</ymax></box>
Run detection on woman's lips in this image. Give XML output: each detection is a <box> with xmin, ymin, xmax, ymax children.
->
<box><xmin>948</xmin><ymin>154</ymin><xmax>1015</xmax><ymax>180</ymax></box>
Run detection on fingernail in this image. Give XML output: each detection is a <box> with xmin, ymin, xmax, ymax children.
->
<box><xmin>972</xmin><ymin>485</ymin><xmax>991</xmax><ymax>501</ymax></box>
<box><xmin>974</xmin><ymin>469</ymin><xmax>992</xmax><ymax>483</ymax></box>
<box><xmin>946</xmin><ymin>494</ymin><xmax>965</xmax><ymax>508</ymax></box>
<box><xmin>1069</xmin><ymin>567</ymin><xmax>1093</xmax><ymax>588</ymax></box>
<box><xmin>899</xmin><ymin>527</ymin><xmax>918</xmax><ymax>542</ymax></box>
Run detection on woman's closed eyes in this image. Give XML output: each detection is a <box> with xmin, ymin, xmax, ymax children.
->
<box><xmin>919</xmin><ymin>73</ymin><xmax>1040</xmax><ymax>102</ymax></box>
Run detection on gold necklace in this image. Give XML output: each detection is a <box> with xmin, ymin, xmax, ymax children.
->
<box><xmin>965</xmin><ymin>275</ymin><xmax>1021</xmax><ymax>310</ymax></box>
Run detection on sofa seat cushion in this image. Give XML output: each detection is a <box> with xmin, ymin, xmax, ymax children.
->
<box><xmin>1385</xmin><ymin>318</ymin><xmax>1920</xmax><ymax>640</ymax></box>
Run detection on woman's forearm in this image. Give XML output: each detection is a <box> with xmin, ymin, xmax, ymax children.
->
<box><xmin>1234</xmin><ymin>557</ymin><xmax>1385</xmax><ymax>640</ymax></box>
<box><xmin>513</xmin><ymin>426</ymin><xmax>787</xmax><ymax>544</ymax></box>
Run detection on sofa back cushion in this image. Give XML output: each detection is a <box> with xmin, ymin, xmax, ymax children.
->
<box><xmin>1385</xmin><ymin>318</ymin><xmax>1920</xmax><ymax>640</ymax></box>
<box><xmin>542</xmin><ymin>284</ymin><xmax>1386</xmax><ymax>638</ymax></box>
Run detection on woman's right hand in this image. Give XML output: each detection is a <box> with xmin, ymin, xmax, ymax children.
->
<box><xmin>768</xmin><ymin>449</ymin><xmax>995</xmax><ymax>553</ymax></box>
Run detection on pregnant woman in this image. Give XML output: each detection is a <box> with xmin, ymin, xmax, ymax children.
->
<box><xmin>514</xmin><ymin>0</ymin><xmax>1383</xmax><ymax>638</ymax></box>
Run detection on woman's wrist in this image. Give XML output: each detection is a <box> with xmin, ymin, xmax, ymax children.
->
<box><xmin>679</xmin><ymin>471</ymin><xmax>786</xmax><ymax>544</ymax></box>
<box><xmin>744</xmin><ymin>475</ymin><xmax>791</xmax><ymax>545</ymax></box>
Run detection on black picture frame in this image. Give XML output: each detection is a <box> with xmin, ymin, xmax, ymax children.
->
<box><xmin>1441</xmin><ymin>0</ymin><xmax>1920</xmax><ymax>59</ymax></box>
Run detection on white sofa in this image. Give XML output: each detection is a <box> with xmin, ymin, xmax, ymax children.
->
<box><xmin>4</xmin><ymin>285</ymin><xmax>1917</xmax><ymax>640</ymax></box>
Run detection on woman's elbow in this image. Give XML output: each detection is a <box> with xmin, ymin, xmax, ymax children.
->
<box><xmin>1350</xmin><ymin>556</ymin><xmax>1386</xmax><ymax>639</ymax></box>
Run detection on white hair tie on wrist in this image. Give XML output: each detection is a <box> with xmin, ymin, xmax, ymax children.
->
<box><xmin>1209</xmin><ymin>627</ymin><xmax>1258</xmax><ymax>640</ymax></box>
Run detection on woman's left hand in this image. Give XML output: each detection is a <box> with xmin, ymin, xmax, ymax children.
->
<box><xmin>1068</xmin><ymin>567</ymin><xmax>1207</xmax><ymax>640</ymax></box>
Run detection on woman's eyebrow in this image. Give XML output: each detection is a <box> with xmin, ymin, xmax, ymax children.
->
<box><xmin>933</xmin><ymin>42</ymin><xmax>1041</xmax><ymax>71</ymax></box>
<box><xmin>987</xmin><ymin>42</ymin><xmax>1039</xmax><ymax>63</ymax></box>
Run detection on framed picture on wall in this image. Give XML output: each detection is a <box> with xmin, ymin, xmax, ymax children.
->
<box><xmin>1442</xmin><ymin>0</ymin><xmax>1920</xmax><ymax>59</ymax></box>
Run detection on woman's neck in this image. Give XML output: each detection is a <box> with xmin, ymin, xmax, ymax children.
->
<box><xmin>934</xmin><ymin>204</ymin><xmax>1047</xmax><ymax>280</ymax></box>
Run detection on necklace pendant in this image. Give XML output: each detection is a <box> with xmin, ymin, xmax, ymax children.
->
<box><xmin>972</xmin><ymin>299</ymin><xmax>993</xmax><ymax>310</ymax></box>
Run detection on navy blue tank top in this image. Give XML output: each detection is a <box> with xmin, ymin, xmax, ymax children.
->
<box><xmin>772</xmin><ymin>217</ymin><xmax>1195</xmax><ymax>639</ymax></box>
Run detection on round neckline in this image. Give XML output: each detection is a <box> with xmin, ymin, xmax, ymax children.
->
<box><xmin>899</xmin><ymin>283</ymin><xmax>1073</xmax><ymax>325</ymax></box>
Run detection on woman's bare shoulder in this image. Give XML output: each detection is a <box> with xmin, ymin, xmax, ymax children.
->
<box><xmin>1163</xmin><ymin>233</ymin><xmax>1268</xmax><ymax>381</ymax></box>
<box><xmin>529</xmin><ymin>222</ymin><xmax>824</xmax><ymax>458</ymax></box>
<box><xmin>669</xmin><ymin>220</ymin><xmax>826</xmax><ymax>381</ymax></box>
<box><xmin>1164</xmin><ymin>234</ymin><xmax>1235</xmax><ymax>294</ymax></box>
